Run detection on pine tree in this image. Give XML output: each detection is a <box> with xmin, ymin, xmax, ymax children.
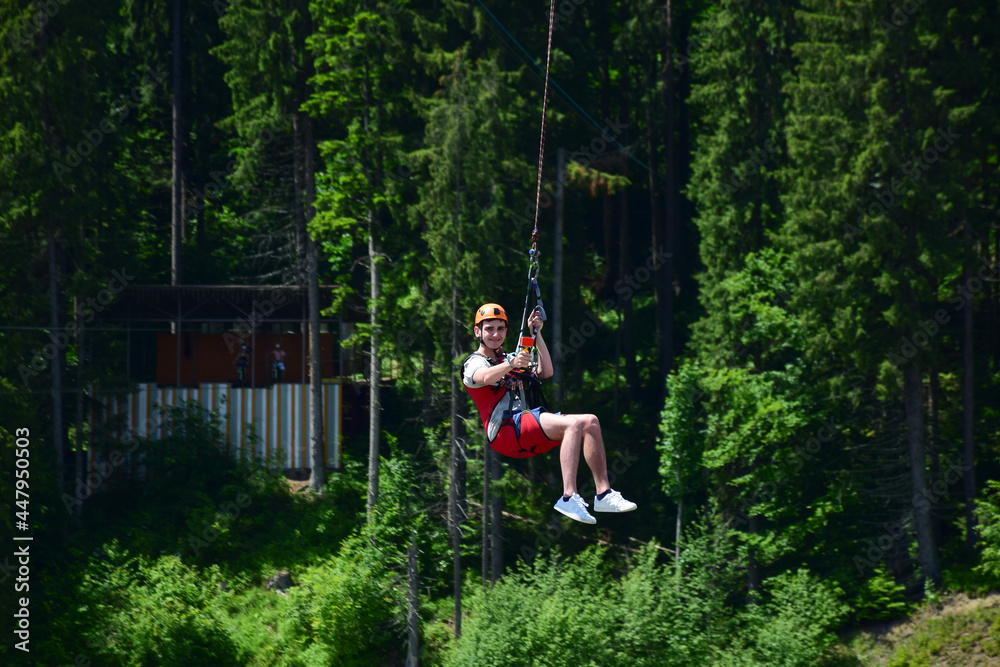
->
<box><xmin>308</xmin><ymin>0</ymin><xmax>412</xmax><ymax>513</ymax></box>
<box><xmin>776</xmin><ymin>0</ymin><xmax>990</xmax><ymax>586</ymax></box>
<box><xmin>683</xmin><ymin>0</ymin><xmax>798</xmax><ymax>594</ymax></box>
<box><xmin>215</xmin><ymin>0</ymin><xmax>327</xmax><ymax>490</ymax></box>
<box><xmin>1</xmin><ymin>0</ymin><xmax>150</xmax><ymax>497</ymax></box>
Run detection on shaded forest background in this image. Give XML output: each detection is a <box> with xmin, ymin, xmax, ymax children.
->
<box><xmin>2</xmin><ymin>0</ymin><xmax>1000</xmax><ymax>664</ymax></box>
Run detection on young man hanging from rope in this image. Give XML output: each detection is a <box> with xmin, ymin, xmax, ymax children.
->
<box><xmin>462</xmin><ymin>303</ymin><xmax>637</xmax><ymax>524</ymax></box>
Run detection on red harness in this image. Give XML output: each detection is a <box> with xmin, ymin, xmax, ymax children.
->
<box><xmin>463</xmin><ymin>352</ymin><xmax>559</xmax><ymax>459</ymax></box>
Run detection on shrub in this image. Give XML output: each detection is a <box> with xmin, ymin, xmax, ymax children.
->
<box><xmin>446</xmin><ymin>530</ymin><xmax>746</xmax><ymax>667</ymax></box>
<box><xmin>444</xmin><ymin>547</ymin><xmax>618</xmax><ymax>667</ymax></box>
<box><xmin>284</xmin><ymin>535</ymin><xmax>400</xmax><ymax>666</ymax></box>
<box><xmin>851</xmin><ymin>563</ymin><xmax>911</xmax><ymax>622</ymax></box>
<box><xmin>77</xmin><ymin>542</ymin><xmax>240</xmax><ymax>665</ymax></box>
<box><xmin>716</xmin><ymin>568</ymin><xmax>849</xmax><ymax>667</ymax></box>
<box><xmin>975</xmin><ymin>480</ymin><xmax>1000</xmax><ymax>580</ymax></box>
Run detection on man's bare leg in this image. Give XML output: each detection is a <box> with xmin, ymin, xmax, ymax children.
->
<box><xmin>539</xmin><ymin>413</ymin><xmax>610</xmax><ymax>497</ymax></box>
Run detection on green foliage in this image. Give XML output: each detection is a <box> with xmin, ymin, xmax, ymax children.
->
<box><xmin>58</xmin><ymin>535</ymin><xmax>403</xmax><ymax>667</ymax></box>
<box><xmin>685</xmin><ymin>249</ymin><xmax>827</xmax><ymax>566</ymax></box>
<box><xmin>974</xmin><ymin>480</ymin><xmax>1000</xmax><ymax>580</ymax></box>
<box><xmin>5</xmin><ymin>1</ymin><xmax>1000</xmax><ymax>665</ymax></box>
<box><xmin>40</xmin><ymin>441</ymin><xmax>416</xmax><ymax>665</ymax></box>
<box><xmin>78</xmin><ymin>543</ymin><xmax>240</xmax><ymax>665</ymax></box>
<box><xmin>445</xmin><ymin>527</ymin><xmax>850</xmax><ymax>667</ymax></box>
<box><xmin>687</xmin><ymin>0</ymin><xmax>795</xmax><ymax>362</ymax></box>
<box><xmin>658</xmin><ymin>361</ymin><xmax>705</xmax><ymax>500</ymax></box>
<box><xmin>285</xmin><ymin>535</ymin><xmax>400</xmax><ymax>666</ymax></box>
<box><xmin>718</xmin><ymin>569</ymin><xmax>849</xmax><ymax>667</ymax></box>
<box><xmin>616</xmin><ymin>529</ymin><xmax>738</xmax><ymax>667</ymax></box>
<box><xmin>443</xmin><ymin>547</ymin><xmax>620</xmax><ymax>667</ymax></box>
<box><xmin>366</xmin><ymin>446</ymin><xmax>453</xmax><ymax>591</ymax></box>
<box><xmin>851</xmin><ymin>564</ymin><xmax>912</xmax><ymax>622</ymax></box>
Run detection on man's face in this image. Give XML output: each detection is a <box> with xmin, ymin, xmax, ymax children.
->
<box><xmin>476</xmin><ymin>319</ymin><xmax>507</xmax><ymax>349</ymax></box>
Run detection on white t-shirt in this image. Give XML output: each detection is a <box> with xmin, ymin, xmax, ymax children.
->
<box><xmin>462</xmin><ymin>352</ymin><xmax>513</xmax><ymax>388</ymax></box>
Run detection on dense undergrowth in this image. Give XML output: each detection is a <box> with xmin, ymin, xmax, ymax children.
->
<box><xmin>12</xmin><ymin>403</ymin><xmax>1000</xmax><ymax>667</ymax></box>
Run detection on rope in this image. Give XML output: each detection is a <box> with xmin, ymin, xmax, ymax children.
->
<box><xmin>474</xmin><ymin>0</ymin><xmax>664</xmax><ymax>181</ymax></box>
<box><xmin>531</xmin><ymin>0</ymin><xmax>558</xmax><ymax>254</ymax></box>
<box><xmin>512</xmin><ymin>0</ymin><xmax>556</xmax><ymax>366</ymax></box>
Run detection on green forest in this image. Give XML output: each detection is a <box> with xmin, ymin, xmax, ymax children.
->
<box><xmin>2</xmin><ymin>0</ymin><xmax>1000</xmax><ymax>664</ymax></box>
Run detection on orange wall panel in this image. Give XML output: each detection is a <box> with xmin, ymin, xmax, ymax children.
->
<box><xmin>156</xmin><ymin>333</ymin><xmax>337</xmax><ymax>386</ymax></box>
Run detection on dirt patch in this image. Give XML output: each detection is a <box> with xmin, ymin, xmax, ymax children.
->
<box><xmin>284</xmin><ymin>479</ymin><xmax>312</xmax><ymax>494</ymax></box>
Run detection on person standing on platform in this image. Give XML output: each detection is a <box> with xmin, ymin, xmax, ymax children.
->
<box><xmin>272</xmin><ymin>342</ymin><xmax>286</xmax><ymax>383</ymax></box>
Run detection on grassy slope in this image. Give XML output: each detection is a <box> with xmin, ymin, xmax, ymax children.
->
<box><xmin>840</xmin><ymin>592</ymin><xmax>1000</xmax><ymax>666</ymax></box>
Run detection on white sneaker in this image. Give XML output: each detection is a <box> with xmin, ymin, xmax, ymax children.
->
<box><xmin>553</xmin><ymin>493</ymin><xmax>597</xmax><ymax>524</ymax></box>
<box><xmin>593</xmin><ymin>489</ymin><xmax>637</xmax><ymax>513</ymax></box>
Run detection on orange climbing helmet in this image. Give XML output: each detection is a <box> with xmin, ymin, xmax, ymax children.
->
<box><xmin>474</xmin><ymin>303</ymin><xmax>508</xmax><ymax>326</ymax></box>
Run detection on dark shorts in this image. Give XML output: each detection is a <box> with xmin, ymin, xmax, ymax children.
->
<box><xmin>490</xmin><ymin>407</ymin><xmax>561</xmax><ymax>459</ymax></box>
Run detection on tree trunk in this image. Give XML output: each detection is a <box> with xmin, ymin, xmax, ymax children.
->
<box><xmin>674</xmin><ymin>492</ymin><xmax>682</xmax><ymax>592</ymax></box>
<box><xmin>675</xmin><ymin>469</ymin><xmax>683</xmax><ymax>563</ymax></box>
<box><xmin>422</xmin><ymin>353</ymin><xmax>433</xmax><ymax>430</ymax></box>
<box><xmin>366</xmin><ymin>219</ymin><xmax>382</xmax><ymax>520</ymax></box>
<box><xmin>490</xmin><ymin>450</ymin><xmax>503</xmax><ymax>585</ymax></box>
<box><xmin>171</xmin><ymin>0</ymin><xmax>183</xmax><ymax>286</ymax></box>
<box><xmin>747</xmin><ymin>514</ymin><xmax>761</xmax><ymax>601</ymax></box>
<box><xmin>292</xmin><ymin>114</ymin><xmax>307</xmax><ymax>286</ymax></box>
<box><xmin>449</xmin><ymin>281</ymin><xmax>464</xmax><ymax>637</ymax></box>
<box><xmin>617</xmin><ymin>5</ymin><xmax>637</xmax><ymax>400</ymax></box>
<box><xmin>618</xmin><ymin>187</ymin><xmax>638</xmax><ymax>396</ymax></box>
<box><xmin>993</xmin><ymin>228</ymin><xmax>999</xmax><ymax>369</ymax></box>
<box><xmin>904</xmin><ymin>364</ymin><xmax>941</xmax><ymax>585</ymax></box>
<box><xmin>929</xmin><ymin>368</ymin><xmax>941</xmax><ymax>547</ymax></box>
<box><xmin>962</xmin><ymin>231</ymin><xmax>976</xmax><ymax>549</ymax></box>
<box><xmin>449</xmin><ymin>101</ymin><xmax>466</xmax><ymax>629</ymax></box>
<box><xmin>613</xmin><ymin>308</ymin><xmax>621</xmax><ymax>420</ymax></box>
<box><xmin>661</xmin><ymin>0</ymin><xmax>675</xmax><ymax>391</ymax></box>
<box><xmin>449</xmin><ymin>289</ymin><xmax>460</xmax><ymax>524</ymax></box>
<box><xmin>305</xmin><ymin>114</ymin><xmax>324</xmax><ymax>492</ymax></box>
<box><xmin>552</xmin><ymin>147</ymin><xmax>565</xmax><ymax>402</ymax></box>
<box><xmin>482</xmin><ymin>442</ymin><xmax>490</xmax><ymax>589</ymax></box>
<box><xmin>453</xmin><ymin>518</ymin><xmax>462</xmax><ymax>639</ymax></box>
<box><xmin>603</xmin><ymin>191</ymin><xmax>614</xmax><ymax>295</ymax></box>
<box><xmin>647</xmin><ymin>102</ymin><xmax>663</xmax><ymax>382</ymax></box>
<box><xmin>49</xmin><ymin>234</ymin><xmax>65</xmax><ymax>497</ymax></box>
<box><xmin>75</xmin><ymin>297</ymin><xmax>84</xmax><ymax>517</ymax></box>
<box><xmin>195</xmin><ymin>191</ymin><xmax>205</xmax><ymax>249</ymax></box>
<box><xmin>405</xmin><ymin>531</ymin><xmax>420</xmax><ymax>667</ymax></box>
<box><xmin>360</xmin><ymin>35</ymin><xmax>385</xmax><ymax>521</ymax></box>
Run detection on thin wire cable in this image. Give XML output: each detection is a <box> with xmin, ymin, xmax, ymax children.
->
<box><xmin>532</xmin><ymin>0</ymin><xmax>557</xmax><ymax>251</ymax></box>
<box><xmin>473</xmin><ymin>0</ymin><xmax>664</xmax><ymax>181</ymax></box>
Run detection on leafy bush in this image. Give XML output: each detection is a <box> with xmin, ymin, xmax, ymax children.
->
<box><xmin>59</xmin><ymin>533</ymin><xmax>405</xmax><ymax>667</ymax></box>
<box><xmin>445</xmin><ymin>532</ymin><xmax>849</xmax><ymax>667</ymax></box>
<box><xmin>283</xmin><ymin>535</ymin><xmax>401</xmax><ymax>666</ymax></box>
<box><xmin>77</xmin><ymin>542</ymin><xmax>240</xmax><ymax>666</ymax></box>
<box><xmin>975</xmin><ymin>480</ymin><xmax>1000</xmax><ymax>579</ymax></box>
<box><xmin>444</xmin><ymin>547</ymin><xmax>619</xmax><ymax>667</ymax></box>
<box><xmin>851</xmin><ymin>563</ymin><xmax>911</xmax><ymax>622</ymax></box>
<box><xmin>614</xmin><ymin>540</ymin><xmax>727</xmax><ymax>667</ymax></box>
<box><xmin>719</xmin><ymin>568</ymin><xmax>849</xmax><ymax>667</ymax></box>
<box><xmin>446</xmin><ymin>525</ymin><xmax>745</xmax><ymax>667</ymax></box>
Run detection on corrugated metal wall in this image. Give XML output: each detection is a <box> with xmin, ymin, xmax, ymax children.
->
<box><xmin>93</xmin><ymin>382</ymin><xmax>341</xmax><ymax>476</ymax></box>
